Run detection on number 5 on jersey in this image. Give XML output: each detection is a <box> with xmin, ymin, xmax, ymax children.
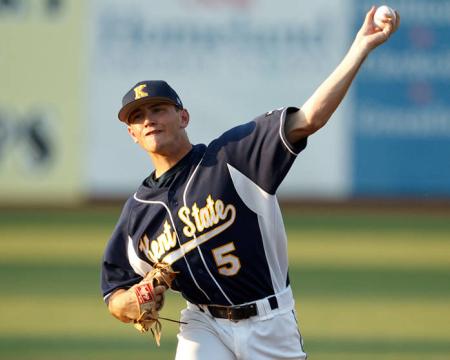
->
<box><xmin>212</xmin><ymin>242</ymin><xmax>241</xmax><ymax>276</ymax></box>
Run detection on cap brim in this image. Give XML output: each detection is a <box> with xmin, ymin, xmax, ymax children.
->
<box><xmin>118</xmin><ymin>97</ymin><xmax>178</xmax><ymax>123</ymax></box>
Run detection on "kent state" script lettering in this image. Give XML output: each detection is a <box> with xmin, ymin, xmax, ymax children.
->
<box><xmin>138</xmin><ymin>195</ymin><xmax>236</xmax><ymax>263</ymax></box>
<box><xmin>178</xmin><ymin>195</ymin><xmax>235</xmax><ymax>237</ymax></box>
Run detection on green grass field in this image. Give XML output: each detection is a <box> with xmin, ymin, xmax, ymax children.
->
<box><xmin>1</xmin><ymin>206</ymin><xmax>449</xmax><ymax>359</ymax></box>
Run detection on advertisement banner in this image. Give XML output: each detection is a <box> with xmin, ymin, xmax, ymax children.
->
<box><xmin>0</xmin><ymin>0</ymin><xmax>86</xmax><ymax>205</ymax></box>
<box><xmin>86</xmin><ymin>0</ymin><xmax>352</xmax><ymax>198</ymax></box>
<box><xmin>352</xmin><ymin>0</ymin><xmax>450</xmax><ymax>197</ymax></box>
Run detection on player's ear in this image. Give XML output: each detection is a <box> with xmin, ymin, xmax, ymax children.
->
<box><xmin>180</xmin><ymin>109</ymin><xmax>190</xmax><ymax>129</ymax></box>
<box><xmin>127</xmin><ymin>126</ymin><xmax>139</xmax><ymax>143</ymax></box>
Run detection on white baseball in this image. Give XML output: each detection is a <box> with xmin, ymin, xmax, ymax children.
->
<box><xmin>373</xmin><ymin>5</ymin><xmax>396</xmax><ymax>28</ymax></box>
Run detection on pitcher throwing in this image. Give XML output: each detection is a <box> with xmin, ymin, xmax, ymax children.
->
<box><xmin>101</xmin><ymin>6</ymin><xmax>400</xmax><ymax>359</ymax></box>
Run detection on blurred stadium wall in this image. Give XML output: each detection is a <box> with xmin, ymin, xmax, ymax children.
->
<box><xmin>0</xmin><ymin>0</ymin><xmax>86</xmax><ymax>206</ymax></box>
<box><xmin>1</xmin><ymin>0</ymin><xmax>449</xmax><ymax>206</ymax></box>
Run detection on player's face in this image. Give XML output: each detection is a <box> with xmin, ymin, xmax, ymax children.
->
<box><xmin>127</xmin><ymin>102</ymin><xmax>189</xmax><ymax>156</ymax></box>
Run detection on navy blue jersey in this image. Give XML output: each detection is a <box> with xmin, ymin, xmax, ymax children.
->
<box><xmin>101</xmin><ymin>107</ymin><xmax>307</xmax><ymax>306</ymax></box>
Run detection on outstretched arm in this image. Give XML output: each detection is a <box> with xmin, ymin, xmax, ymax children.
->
<box><xmin>285</xmin><ymin>6</ymin><xmax>400</xmax><ymax>142</ymax></box>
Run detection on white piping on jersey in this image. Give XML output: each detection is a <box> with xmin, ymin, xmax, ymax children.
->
<box><xmin>132</xmin><ymin>195</ymin><xmax>211</xmax><ymax>301</ymax></box>
<box><xmin>103</xmin><ymin>236</ymin><xmax>154</xmax><ymax>302</ymax></box>
<box><xmin>127</xmin><ymin>236</ymin><xmax>153</xmax><ymax>276</ymax></box>
<box><xmin>227</xmin><ymin>164</ymin><xmax>289</xmax><ymax>294</ymax></box>
<box><xmin>279</xmin><ymin>107</ymin><xmax>299</xmax><ymax>156</ymax></box>
<box><xmin>182</xmin><ymin>157</ymin><xmax>234</xmax><ymax>305</ymax></box>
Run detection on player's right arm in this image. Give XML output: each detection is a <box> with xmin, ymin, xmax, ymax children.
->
<box><xmin>285</xmin><ymin>6</ymin><xmax>400</xmax><ymax>143</ymax></box>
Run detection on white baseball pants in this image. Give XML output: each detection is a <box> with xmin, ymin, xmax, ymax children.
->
<box><xmin>174</xmin><ymin>287</ymin><xmax>307</xmax><ymax>360</ymax></box>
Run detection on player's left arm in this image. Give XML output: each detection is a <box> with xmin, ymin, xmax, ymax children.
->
<box><xmin>285</xmin><ymin>6</ymin><xmax>400</xmax><ymax>143</ymax></box>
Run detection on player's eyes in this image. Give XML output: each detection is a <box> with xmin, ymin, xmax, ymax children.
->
<box><xmin>151</xmin><ymin>107</ymin><xmax>163</xmax><ymax>114</ymax></box>
<box><xmin>130</xmin><ymin>113</ymin><xmax>143</xmax><ymax>123</ymax></box>
<box><xmin>129</xmin><ymin>106</ymin><xmax>166</xmax><ymax>123</ymax></box>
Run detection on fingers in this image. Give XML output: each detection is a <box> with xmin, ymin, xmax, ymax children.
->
<box><xmin>377</xmin><ymin>9</ymin><xmax>400</xmax><ymax>33</ymax></box>
<box><xmin>153</xmin><ymin>285</ymin><xmax>166</xmax><ymax>311</ymax></box>
<box><xmin>152</xmin><ymin>285</ymin><xmax>166</xmax><ymax>311</ymax></box>
<box><xmin>154</xmin><ymin>294</ymin><xmax>164</xmax><ymax>304</ymax></box>
<box><xmin>155</xmin><ymin>295</ymin><xmax>165</xmax><ymax>311</ymax></box>
<box><xmin>363</xmin><ymin>6</ymin><xmax>377</xmax><ymax>29</ymax></box>
<box><xmin>383</xmin><ymin>24</ymin><xmax>393</xmax><ymax>39</ymax></box>
<box><xmin>155</xmin><ymin>295</ymin><xmax>163</xmax><ymax>307</ymax></box>
<box><xmin>379</xmin><ymin>17</ymin><xmax>394</xmax><ymax>30</ymax></box>
<box><xmin>394</xmin><ymin>10</ymin><xmax>401</xmax><ymax>32</ymax></box>
<box><xmin>153</xmin><ymin>285</ymin><xmax>166</xmax><ymax>295</ymax></box>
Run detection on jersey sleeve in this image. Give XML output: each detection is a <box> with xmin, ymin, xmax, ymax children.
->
<box><xmin>100</xmin><ymin>197</ymin><xmax>142</xmax><ymax>303</ymax></box>
<box><xmin>212</xmin><ymin>107</ymin><xmax>307</xmax><ymax>194</ymax></box>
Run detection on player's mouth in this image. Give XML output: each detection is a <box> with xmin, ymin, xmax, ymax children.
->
<box><xmin>145</xmin><ymin>129</ymin><xmax>162</xmax><ymax>137</ymax></box>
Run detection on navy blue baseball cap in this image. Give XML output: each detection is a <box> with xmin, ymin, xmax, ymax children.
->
<box><xmin>118</xmin><ymin>80</ymin><xmax>183</xmax><ymax>123</ymax></box>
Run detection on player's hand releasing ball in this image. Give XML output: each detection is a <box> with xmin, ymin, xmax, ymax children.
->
<box><xmin>373</xmin><ymin>5</ymin><xmax>397</xmax><ymax>29</ymax></box>
<box><xmin>354</xmin><ymin>5</ymin><xmax>400</xmax><ymax>52</ymax></box>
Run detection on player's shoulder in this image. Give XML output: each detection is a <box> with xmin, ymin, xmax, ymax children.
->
<box><xmin>263</xmin><ymin>107</ymin><xmax>285</xmax><ymax>118</ymax></box>
<box><xmin>219</xmin><ymin>106</ymin><xmax>299</xmax><ymax>138</ymax></box>
<box><xmin>263</xmin><ymin>106</ymin><xmax>300</xmax><ymax>120</ymax></box>
<box><xmin>115</xmin><ymin>194</ymin><xmax>139</xmax><ymax>221</ymax></box>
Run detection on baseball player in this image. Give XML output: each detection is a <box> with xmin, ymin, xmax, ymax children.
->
<box><xmin>101</xmin><ymin>7</ymin><xmax>399</xmax><ymax>360</ymax></box>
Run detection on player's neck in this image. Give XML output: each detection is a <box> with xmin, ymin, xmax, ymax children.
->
<box><xmin>150</xmin><ymin>142</ymin><xmax>193</xmax><ymax>178</ymax></box>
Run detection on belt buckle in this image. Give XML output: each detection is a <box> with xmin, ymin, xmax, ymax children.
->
<box><xmin>227</xmin><ymin>307</ymin><xmax>239</xmax><ymax>323</ymax></box>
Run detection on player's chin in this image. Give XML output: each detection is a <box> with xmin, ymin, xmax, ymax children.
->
<box><xmin>142</xmin><ymin>141</ymin><xmax>159</xmax><ymax>154</ymax></box>
<box><xmin>145</xmin><ymin>140</ymin><xmax>169</xmax><ymax>155</ymax></box>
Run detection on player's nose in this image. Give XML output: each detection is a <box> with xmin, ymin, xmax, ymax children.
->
<box><xmin>142</xmin><ymin>112</ymin><xmax>155</xmax><ymax>126</ymax></box>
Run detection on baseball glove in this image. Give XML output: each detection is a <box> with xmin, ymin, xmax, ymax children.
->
<box><xmin>131</xmin><ymin>262</ymin><xmax>177</xmax><ymax>346</ymax></box>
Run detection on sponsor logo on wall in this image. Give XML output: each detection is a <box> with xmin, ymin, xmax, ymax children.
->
<box><xmin>353</xmin><ymin>0</ymin><xmax>450</xmax><ymax>197</ymax></box>
<box><xmin>0</xmin><ymin>0</ymin><xmax>85</xmax><ymax>204</ymax></box>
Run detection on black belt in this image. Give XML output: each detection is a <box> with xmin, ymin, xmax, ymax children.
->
<box><xmin>204</xmin><ymin>295</ymin><xmax>278</xmax><ymax>321</ymax></box>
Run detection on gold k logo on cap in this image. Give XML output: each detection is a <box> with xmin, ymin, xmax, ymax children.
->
<box><xmin>133</xmin><ymin>84</ymin><xmax>148</xmax><ymax>100</ymax></box>
<box><xmin>118</xmin><ymin>80</ymin><xmax>183</xmax><ymax>123</ymax></box>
